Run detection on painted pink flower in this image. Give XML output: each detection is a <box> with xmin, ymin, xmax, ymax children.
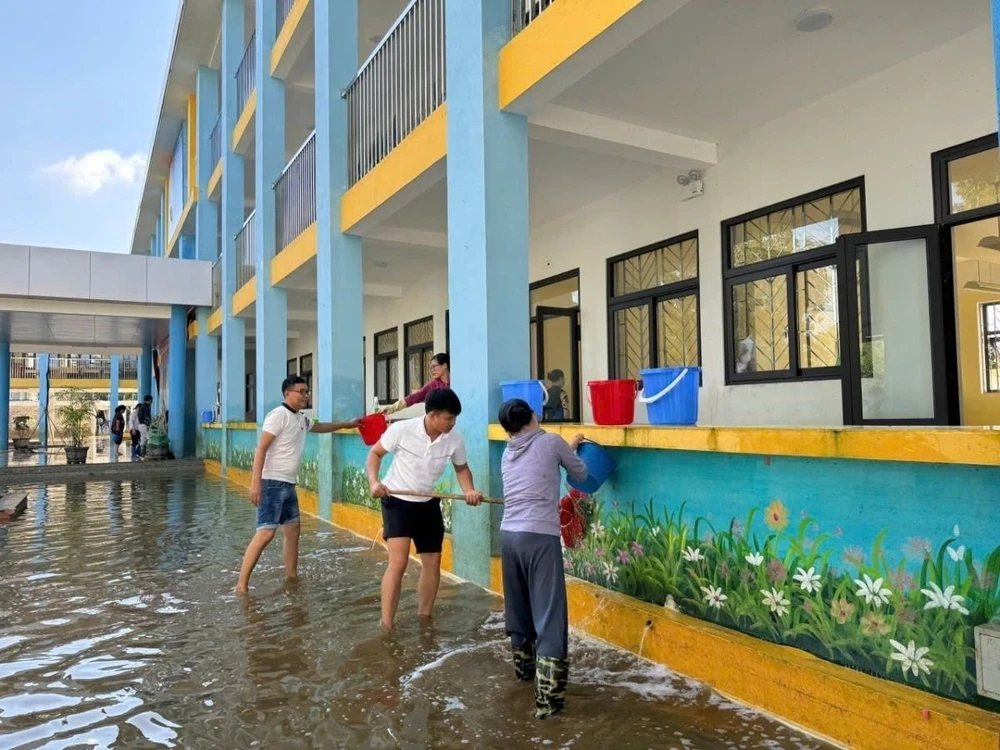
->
<box><xmin>583</xmin><ymin>563</ymin><xmax>596</xmax><ymax>577</ymax></box>
<box><xmin>903</xmin><ymin>537</ymin><xmax>932</xmax><ymax>561</ymax></box>
<box><xmin>889</xmin><ymin>570</ymin><xmax>916</xmax><ymax>593</ymax></box>
<box><xmin>842</xmin><ymin>546</ymin><xmax>865</xmax><ymax>567</ymax></box>
<box><xmin>594</xmin><ymin>547</ymin><xmax>606</xmax><ymax>559</ymax></box>
<box><xmin>803</xmin><ymin>599</ymin><xmax>814</xmax><ymax>614</ymax></box>
<box><xmin>616</xmin><ymin>549</ymin><xmax>632</xmax><ymax>565</ymax></box>
<box><xmin>731</xmin><ymin>519</ymin><xmax>744</xmax><ymax>538</ymax></box>
<box><xmin>896</xmin><ymin>607</ymin><xmax>917</xmax><ymax>625</ymax></box>
<box><xmin>766</xmin><ymin>559</ymin><xmax>787</xmax><ymax>585</ymax></box>
<box><xmin>739</xmin><ymin>568</ymin><xmax>753</xmax><ymax>583</ymax></box>
<box><xmin>702</xmin><ymin>532</ymin><xmax>715</xmax><ymax>547</ymax></box>
<box><xmin>630</xmin><ymin>541</ymin><xmax>645</xmax><ymax>558</ymax></box>
<box><xmin>718</xmin><ymin>562</ymin><xmax>732</xmax><ymax>580</ymax></box>
<box><xmin>563</xmin><ymin>558</ymin><xmax>573</xmax><ymax>572</ymax></box>
<box><xmin>834</xmin><ymin>527</ymin><xmax>843</xmax><ymax>538</ymax></box>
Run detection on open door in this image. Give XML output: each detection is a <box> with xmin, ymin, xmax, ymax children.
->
<box><xmin>841</xmin><ymin>225</ymin><xmax>949</xmax><ymax>424</ymax></box>
<box><xmin>534</xmin><ymin>306</ymin><xmax>581</xmax><ymax>423</ymax></box>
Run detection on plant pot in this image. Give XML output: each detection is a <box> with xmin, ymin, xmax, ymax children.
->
<box><xmin>12</xmin><ymin>437</ymin><xmax>30</xmax><ymax>450</ymax></box>
<box><xmin>146</xmin><ymin>444</ymin><xmax>169</xmax><ymax>461</ymax></box>
<box><xmin>64</xmin><ymin>446</ymin><xmax>89</xmax><ymax>465</ymax></box>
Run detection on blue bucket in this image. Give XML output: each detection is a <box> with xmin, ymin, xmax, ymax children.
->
<box><xmin>499</xmin><ymin>380</ymin><xmax>548</xmax><ymax>416</ymax></box>
<box><xmin>638</xmin><ymin>367</ymin><xmax>700</xmax><ymax>425</ymax></box>
<box><xmin>568</xmin><ymin>441</ymin><xmax>617</xmax><ymax>494</ymax></box>
<box><xmin>201</xmin><ymin>410</ymin><xmax>215</xmax><ymax>423</ymax></box>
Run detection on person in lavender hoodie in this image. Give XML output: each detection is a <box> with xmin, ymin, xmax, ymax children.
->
<box><xmin>498</xmin><ymin>398</ymin><xmax>588</xmax><ymax>719</ymax></box>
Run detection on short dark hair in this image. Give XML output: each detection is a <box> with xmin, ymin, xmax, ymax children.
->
<box><xmin>115</xmin><ymin>405</ymin><xmax>126</xmax><ymax>413</ymax></box>
<box><xmin>432</xmin><ymin>352</ymin><xmax>450</xmax><ymax>368</ymax></box>
<box><xmin>282</xmin><ymin>375</ymin><xmax>307</xmax><ymax>395</ymax></box>
<box><xmin>425</xmin><ymin>387</ymin><xmax>461</xmax><ymax>416</ymax></box>
<box><xmin>547</xmin><ymin>369</ymin><xmax>564</xmax><ymax>381</ymax></box>
<box><xmin>143</xmin><ymin>395</ymin><xmax>153</xmax><ymax>403</ymax></box>
<box><xmin>499</xmin><ymin>399</ymin><xmax>534</xmax><ymax>434</ymax></box>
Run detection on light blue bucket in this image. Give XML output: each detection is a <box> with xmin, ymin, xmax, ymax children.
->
<box><xmin>638</xmin><ymin>367</ymin><xmax>700</xmax><ymax>425</ymax></box>
<box><xmin>568</xmin><ymin>441</ymin><xmax>617</xmax><ymax>494</ymax></box>
<box><xmin>499</xmin><ymin>380</ymin><xmax>549</xmax><ymax>416</ymax></box>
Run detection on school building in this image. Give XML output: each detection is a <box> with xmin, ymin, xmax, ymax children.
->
<box><xmin>5</xmin><ymin>0</ymin><xmax>1000</xmax><ymax>745</ymax></box>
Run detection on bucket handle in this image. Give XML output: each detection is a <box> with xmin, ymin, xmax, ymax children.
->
<box><xmin>637</xmin><ymin>369</ymin><xmax>689</xmax><ymax>405</ymax></box>
<box><xmin>539</xmin><ymin>381</ymin><xmax>549</xmax><ymax>405</ymax></box>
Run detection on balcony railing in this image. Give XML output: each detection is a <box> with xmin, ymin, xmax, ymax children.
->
<box><xmin>512</xmin><ymin>0</ymin><xmax>555</xmax><ymax>36</ymax></box>
<box><xmin>10</xmin><ymin>355</ymin><xmax>38</xmax><ymax>380</ymax></box>
<box><xmin>209</xmin><ymin>112</ymin><xmax>222</xmax><ymax>169</ymax></box>
<box><xmin>275</xmin><ymin>132</ymin><xmax>316</xmax><ymax>252</ymax></box>
<box><xmin>236</xmin><ymin>210</ymin><xmax>257</xmax><ymax>291</ymax></box>
<box><xmin>344</xmin><ymin>0</ymin><xmax>446</xmax><ymax>186</ymax></box>
<box><xmin>119</xmin><ymin>356</ymin><xmax>138</xmax><ymax>381</ymax></box>
<box><xmin>212</xmin><ymin>259</ymin><xmax>222</xmax><ymax>311</ymax></box>
<box><xmin>236</xmin><ymin>31</ymin><xmax>257</xmax><ymax>116</ymax></box>
<box><xmin>277</xmin><ymin>0</ymin><xmax>296</xmax><ymax>32</ymax></box>
<box><xmin>49</xmin><ymin>357</ymin><xmax>111</xmax><ymax>380</ymax></box>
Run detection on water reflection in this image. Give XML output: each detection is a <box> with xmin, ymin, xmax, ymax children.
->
<box><xmin>0</xmin><ymin>479</ymin><xmax>833</xmax><ymax>749</ymax></box>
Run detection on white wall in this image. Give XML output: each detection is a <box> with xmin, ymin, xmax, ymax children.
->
<box><xmin>529</xmin><ymin>24</ymin><xmax>997</xmax><ymax>426</ymax></box>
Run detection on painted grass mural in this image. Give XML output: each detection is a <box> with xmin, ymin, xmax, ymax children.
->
<box><xmin>564</xmin><ymin>496</ymin><xmax>1000</xmax><ymax>702</ymax></box>
<box><xmin>342</xmin><ymin>465</ymin><xmax>454</xmax><ymax>534</ymax></box>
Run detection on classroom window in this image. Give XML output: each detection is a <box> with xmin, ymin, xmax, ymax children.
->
<box><xmin>298</xmin><ymin>354</ymin><xmax>313</xmax><ymax>408</ymax></box>
<box><xmin>374</xmin><ymin>328</ymin><xmax>399</xmax><ymax>404</ymax></box>
<box><xmin>723</xmin><ymin>179</ymin><xmax>864</xmax><ymax>383</ymax></box>
<box><xmin>404</xmin><ymin>317</ymin><xmax>435</xmax><ymax>393</ymax></box>
<box><xmin>983</xmin><ymin>302</ymin><xmax>1000</xmax><ymax>393</ymax></box>
<box><xmin>608</xmin><ymin>233</ymin><xmax>700</xmax><ymax>381</ymax></box>
<box><xmin>286</xmin><ymin>358</ymin><xmax>297</xmax><ymax>377</ymax></box>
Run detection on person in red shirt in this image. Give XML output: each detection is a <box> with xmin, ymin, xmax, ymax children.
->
<box><xmin>380</xmin><ymin>352</ymin><xmax>450</xmax><ymax>414</ymax></box>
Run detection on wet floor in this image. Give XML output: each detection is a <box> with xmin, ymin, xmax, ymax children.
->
<box><xmin>0</xmin><ymin>478</ymin><xmax>835</xmax><ymax>749</ymax></box>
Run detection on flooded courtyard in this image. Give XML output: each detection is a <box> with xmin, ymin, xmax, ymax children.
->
<box><xmin>0</xmin><ymin>477</ymin><xmax>833</xmax><ymax>749</ymax></box>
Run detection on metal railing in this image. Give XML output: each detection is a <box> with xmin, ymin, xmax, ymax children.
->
<box><xmin>119</xmin><ymin>356</ymin><xmax>138</xmax><ymax>381</ymax></box>
<box><xmin>344</xmin><ymin>0</ymin><xmax>446</xmax><ymax>186</ymax></box>
<box><xmin>49</xmin><ymin>357</ymin><xmax>111</xmax><ymax>380</ymax></box>
<box><xmin>209</xmin><ymin>112</ymin><xmax>222</xmax><ymax>169</ymax></box>
<box><xmin>236</xmin><ymin>31</ymin><xmax>257</xmax><ymax>116</ymax></box>
<box><xmin>212</xmin><ymin>259</ymin><xmax>222</xmax><ymax>311</ymax></box>
<box><xmin>512</xmin><ymin>0</ymin><xmax>555</xmax><ymax>36</ymax></box>
<box><xmin>275</xmin><ymin>131</ymin><xmax>316</xmax><ymax>252</ymax></box>
<box><xmin>236</xmin><ymin>210</ymin><xmax>257</xmax><ymax>290</ymax></box>
<box><xmin>10</xmin><ymin>355</ymin><xmax>38</xmax><ymax>380</ymax></box>
<box><xmin>277</xmin><ymin>0</ymin><xmax>296</xmax><ymax>32</ymax></box>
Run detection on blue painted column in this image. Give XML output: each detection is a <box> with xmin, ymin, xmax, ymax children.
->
<box><xmin>195</xmin><ymin>65</ymin><xmax>221</xmax><ymax>435</ymax></box>
<box><xmin>254</xmin><ymin>0</ymin><xmax>288</xmax><ymax>423</ymax></box>
<box><xmin>0</xmin><ymin>342</ymin><xmax>9</xmax><ymax>464</ymax></box>
<box><xmin>38</xmin><ymin>354</ymin><xmax>50</xmax><ymax>448</ymax></box>
<box><xmin>315</xmin><ymin>0</ymin><xmax>364</xmax><ymax>520</ymax></box>
<box><xmin>109</xmin><ymin>355</ymin><xmax>120</xmax><ymax>463</ymax></box>
<box><xmin>221</xmin><ymin>0</ymin><xmax>247</xmax><ymax>465</ymax></box>
<box><xmin>446</xmin><ymin>0</ymin><xmax>531</xmax><ymax>587</ymax></box>
<box><xmin>168</xmin><ymin>308</ymin><xmax>188</xmax><ymax>455</ymax></box>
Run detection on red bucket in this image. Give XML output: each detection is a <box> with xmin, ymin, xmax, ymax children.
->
<box><xmin>587</xmin><ymin>380</ymin><xmax>637</xmax><ymax>426</ymax></box>
<box><xmin>358</xmin><ymin>413</ymin><xmax>388</xmax><ymax>446</ymax></box>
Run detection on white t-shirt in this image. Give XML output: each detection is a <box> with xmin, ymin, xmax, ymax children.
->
<box><xmin>380</xmin><ymin>417</ymin><xmax>468</xmax><ymax>503</ymax></box>
<box><xmin>262</xmin><ymin>405</ymin><xmax>311</xmax><ymax>484</ymax></box>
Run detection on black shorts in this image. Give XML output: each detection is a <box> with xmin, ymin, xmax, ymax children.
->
<box><xmin>381</xmin><ymin>496</ymin><xmax>444</xmax><ymax>554</ymax></box>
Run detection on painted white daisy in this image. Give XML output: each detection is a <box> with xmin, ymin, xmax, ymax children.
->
<box><xmin>602</xmin><ymin>561</ymin><xmax>619</xmax><ymax>584</ymax></box>
<box><xmin>793</xmin><ymin>566</ymin><xmax>822</xmax><ymax>594</ymax></box>
<box><xmin>744</xmin><ymin>552</ymin><xmax>764</xmax><ymax>567</ymax></box>
<box><xmin>701</xmin><ymin>585</ymin><xmax>727</xmax><ymax>610</ymax></box>
<box><xmin>889</xmin><ymin>639</ymin><xmax>933</xmax><ymax>677</ymax></box>
<box><xmin>953</xmin><ymin>524</ymin><xmax>961</xmax><ymax>537</ymax></box>
<box><xmin>682</xmin><ymin>546</ymin><xmax>704</xmax><ymax>563</ymax></box>
<box><xmin>761</xmin><ymin>587</ymin><xmax>790</xmax><ymax>617</ymax></box>
<box><xmin>590</xmin><ymin>521</ymin><xmax>605</xmax><ymax>538</ymax></box>
<box><xmin>920</xmin><ymin>581</ymin><xmax>969</xmax><ymax>615</ymax></box>
<box><xmin>854</xmin><ymin>574</ymin><xmax>892</xmax><ymax>608</ymax></box>
<box><xmin>946</xmin><ymin>545</ymin><xmax>966</xmax><ymax>563</ymax></box>
<box><xmin>650</xmin><ymin>526</ymin><xmax>661</xmax><ymax>537</ymax></box>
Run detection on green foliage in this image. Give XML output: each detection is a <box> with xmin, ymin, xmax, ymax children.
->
<box><xmin>56</xmin><ymin>390</ymin><xmax>94</xmax><ymax>448</ymax></box>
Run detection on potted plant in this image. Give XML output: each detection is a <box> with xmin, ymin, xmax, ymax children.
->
<box><xmin>12</xmin><ymin>416</ymin><xmax>32</xmax><ymax>450</ymax></box>
<box><xmin>146</xmin><ymin>416</ymin><xmax>170</xmax><ymax>460</ymax></box>
<box><xmin>56</xmin><ymin>390</ymin><xmax>94</xmax><ymax>465</ymax></box>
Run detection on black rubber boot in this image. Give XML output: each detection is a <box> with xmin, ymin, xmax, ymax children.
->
<box><xmin>534</xmin><ymin>656</ymin><xmax>568</xmax><ymax>719</ymax></box>
<box><xmin>512</xmin><ymin>642</ymin><xmax>536</xmax><ymax>682</ymax></box>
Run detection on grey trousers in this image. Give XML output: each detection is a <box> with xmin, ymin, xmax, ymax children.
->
<box><xmin>501</xmin><ymin>530</ymin><xmax>568</xmax><ymax>660</ymax></box>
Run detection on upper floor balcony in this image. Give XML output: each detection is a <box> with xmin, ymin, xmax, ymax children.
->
<box><xmin>10</xmin><ymin>355</ymin><xmax>139</xmax><ymax>384</ymax></box>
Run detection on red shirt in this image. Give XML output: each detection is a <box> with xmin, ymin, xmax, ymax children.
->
<box><xmin>405</xmin><ymin>377</ymin><xmax>449</xmax><ymax>407</ymax></box>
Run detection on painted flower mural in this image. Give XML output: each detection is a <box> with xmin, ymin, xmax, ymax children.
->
<box><xmin>562</xmin><ymin>498</ymin><xmax>1000</xmax><ymax>702</ymax></box>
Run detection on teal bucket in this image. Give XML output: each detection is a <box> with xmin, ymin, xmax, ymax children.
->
<box><xmin>499</xmin><ymin>380</ymin><xmax>548</xmax><ymax>416</ymax></box>
<box><xmin>638</xmin><ymin>367</ymin><xmax>700</xmax><ymax>425</ymax></box>
<box><xmin>569</xmin><ymin>441</ymin><xmax>617</xmax><ymax>494</ymax></box>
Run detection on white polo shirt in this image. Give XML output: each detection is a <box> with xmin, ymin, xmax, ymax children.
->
<box><xmin>261</xmin><ymin>404</ymin><xmax>311</xmax><ymax>484</ymax></box>
<box><xmin>380</xmin><ymin>417</ymin><xmax>468</xmax><ymax>503</ymax></box>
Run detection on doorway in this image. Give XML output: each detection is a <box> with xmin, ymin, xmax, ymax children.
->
<box><xmin>530</xmin><ymin>272</ymin><xmax>581</xmax><ymax>423</ymax></box>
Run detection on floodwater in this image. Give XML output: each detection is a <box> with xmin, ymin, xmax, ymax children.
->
<box><xmin>0</xmin><ymin>478</ymin><xmax>835</xmax><ymax>749</ymax></box>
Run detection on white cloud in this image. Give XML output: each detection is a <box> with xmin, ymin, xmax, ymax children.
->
<box><xmin>42</xmin><ymin>149</ymin><xmax>147</xmax><ymax>196</ymax></box>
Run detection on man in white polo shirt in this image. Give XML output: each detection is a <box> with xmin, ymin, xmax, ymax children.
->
<box><xmin>367</xmin><ymin>387</ymin><xmax>483</xmax><ymax>630</ymax></box>
<box><xmin>236</xmin><ymin>375</ymin><xmax>360</xmax><ymax>593</ymax></box>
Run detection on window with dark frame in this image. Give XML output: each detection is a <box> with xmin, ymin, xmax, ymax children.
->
<box><xmin>298</xmin><ymin>354</ymin><xmax>313</xmax><ymax>408</ymax></box>
<box><xmin>286</xmin><ymin>358</ymin><xmax>297</xmax><ymax>377</ymax></box>
<box><xmin>404</xmin><ymin>317</ymin><xmax>435</xmax><ymax>393</ymax></box>
<box><xmin>983</xmin><ymin>303</ymin><xmax>1000</xmax><ymax>393</ymax></box>
<box><xmin>607</xmin><ymin>232</ymin><xmax>701</xmax><ymax>381</ymax></box>
<box><xmin>374</xmin><ymin>328</ymin><xmax>399</xmax><ymax>405</ymax></box>
<box><xmin>722</xmin><ymin>178</ymin><xmax>865</xmax><ymax>384</ymax></box>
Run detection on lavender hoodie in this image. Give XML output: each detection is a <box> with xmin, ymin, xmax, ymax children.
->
<box><xmin>500</xmin><ymin>429</ymin><xmax>589</xmax><ymax>537</ymax></box>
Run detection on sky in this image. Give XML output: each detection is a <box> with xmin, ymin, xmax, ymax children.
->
<box><xmin>0</xmin><ymin>1</ymin><xmax>180</xmax><ymax>253</ymax></box>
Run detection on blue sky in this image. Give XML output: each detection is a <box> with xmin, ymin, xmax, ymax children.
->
<box><xmin>0</xmin><ymin>1</ymin><xmax>179</xmax><ymax>253</ymax></box>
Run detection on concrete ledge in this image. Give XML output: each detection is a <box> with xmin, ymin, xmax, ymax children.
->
<box><xmin>0</xmin><ymin>458</ymin><xmax>205</xmax><ymax>485</ymax></box>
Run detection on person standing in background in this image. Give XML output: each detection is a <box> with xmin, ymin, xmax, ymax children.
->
<box><xmin>379</xmin><ymin>353</ymin><xmax>451</xmax><ymax>415</ymax></box>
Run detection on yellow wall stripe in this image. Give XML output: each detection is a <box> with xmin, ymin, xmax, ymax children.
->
<box><xmin>232</xmin><ymin>278</ymin><xmax>256</xmax><ymax>315</ymax></box>
<box><xmin>270</xmin><ymin>0</ymin><xmax>312</xmax><ymax>76</ymax></box>
<box><xmin>208</xmin><ymin>160</ymin><xmax>222</xmax><ymax>199</ymax></box>
<box><xmin>207</xmin><ymin>307</ymin><xmax>222</xmax><ymax>334</ymax></box>
<box><xmin>232</xmin><ymin>90</ymin><xmax>257</xmax><ymax>152</ymax></box>
<box><xmin>270</xmin><ymin>221</ymin><xmax>317</xmax><ymax>285</ymax></box>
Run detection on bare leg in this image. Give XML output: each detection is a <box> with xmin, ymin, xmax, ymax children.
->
<box><xmin>417</xmin><ymin>552</ymin><xmax>442</xmax><ymax>618</ymax></box>
<box><xmin>282</xmin><ymin>521</ymin><xmax>301</xmax><ymax>579</ymax></box>
<box><xmin>236</xmin><ymin>528</ymin><xmax>276</xmax><ymax>593</ymax></box>
<box><xmin>381</xmin><ymin>538</ymin><xmax>411</xmax><ymax>631</ymax></box>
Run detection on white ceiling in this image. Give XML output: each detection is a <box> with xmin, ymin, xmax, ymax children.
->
<box><xmin>0</xmin><ymin>312</ymin><xmax>164</xmax><ymax>351</ymax></box>
<box><xmin>555</xmin><ymin>0</ymin><xmax>989</xmax><ymax>143</ymax></box>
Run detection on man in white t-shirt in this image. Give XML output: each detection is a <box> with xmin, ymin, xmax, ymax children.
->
<box><xmin>367</xmin><ymin>387</ymin><xmax>483</xmax><ymax>630</ymax></box>
<box><xmin>236</xmin><ymin>376</ymin><xmax>360</xmax><ymax>593</ymax></box>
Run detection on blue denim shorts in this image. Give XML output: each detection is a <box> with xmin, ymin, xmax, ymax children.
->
<box><xmin>257</xmin><ymin>479</ymin><xmax>300</xmax><ymax>530</ymax></box>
